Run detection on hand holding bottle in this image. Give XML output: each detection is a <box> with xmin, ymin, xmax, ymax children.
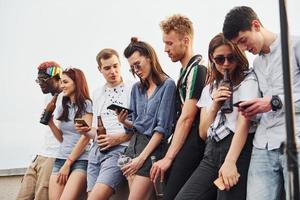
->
<box><xmin>151</xmin><ymin>156</ymin><xmax>164</xmax><ymax>198</ymax></box>
<box><xmin>219</xmin><ymin>69</ymin><xmax>233</xmax><ymax>113</ymax></box>
<box><xmin>40</xmin><ymin>93</ymin><xmax>59</xmax><ymax>125</ymax></box>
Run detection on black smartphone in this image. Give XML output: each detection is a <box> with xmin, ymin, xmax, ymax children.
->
<box><xmin>74</xmin><ymin>118</ymin><xmax>89</xmax><ymax>127</ymax></box>
<box><xmin>233</xmin><ymin>101</ymin><xmax>243</xmax><ymax>107</ymax></box>
<box><xmin>107</xmin><ymin>104</ymin><xmax>133</xmax><ymax>114</ymax></box>
<box><xmin>233</xmin><ymin>101</ymin><xmax>251</xmax><ymax>109</ymax></box>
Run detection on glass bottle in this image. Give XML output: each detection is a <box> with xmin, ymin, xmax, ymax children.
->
<box><xmin>220</xmin><ymin>69</ymin><xmax>233</xmax><ymax>113</ymax></box>
<box><xmin>151</xmin><ymin>156</ymin><xmax>164</xmax><ymax>198</ymax></box>
<box><xmin>97</xmin><ymin>116</ymin><xmax>108</xmax><ymax>153</ymax></box>
<box><xmin>40</xmin><ymin>93</ymin><xmax>58</xmax><ymax>125</ymax></box>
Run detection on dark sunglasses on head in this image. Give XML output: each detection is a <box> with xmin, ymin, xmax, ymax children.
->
<box><xmin>213</xmin><ymin>54</ymin><xmax>237</xmax><ymax>65</ymax></box>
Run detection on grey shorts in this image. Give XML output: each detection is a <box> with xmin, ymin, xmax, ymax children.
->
<box><xmin>87</xmin><ymin>144</ymin><xmax>126</xmax><ymax>192</ymax></box>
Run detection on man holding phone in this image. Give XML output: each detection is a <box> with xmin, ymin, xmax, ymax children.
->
<box><xmin>75</xmin><ymin>48</ymin><xmax>133</xmax><ymax>199</ymax></box>
<box><xmin>223</xmin><ymin>6</ymin><xmax>300</xmax><ymax>199</ymax></box>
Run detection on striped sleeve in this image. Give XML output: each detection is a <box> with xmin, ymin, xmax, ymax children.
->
<box><xmin>186</xmin><ymin>64</ymin><xmax>207</xmax><ymax>100</ymax></box>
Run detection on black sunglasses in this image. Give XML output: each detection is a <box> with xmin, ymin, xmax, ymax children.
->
<box><xmin>213</xmin><ymin>54</ymin><xmax>237</xmax><ymax>65</ymax></box>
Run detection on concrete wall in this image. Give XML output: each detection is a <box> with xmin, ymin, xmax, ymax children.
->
<box><xmin>0</xmin><ymin>176</ymin><xmax>23</xmax><ymax>200</ymax></box>
<box><xmin>0</xmin><ymin>168</ymin><xmax>25</xmax><ymax>200</ymax></box>
<box><xmin>0</xmin><ymin>168</ymin><xmax>130</xmax><ymax>200</ymax></box>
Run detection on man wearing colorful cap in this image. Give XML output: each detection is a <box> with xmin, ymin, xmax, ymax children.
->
<box><xmin>16</xmin><ymin>61</ymin><xmax>62</xmax><ymax>200</ymax></box>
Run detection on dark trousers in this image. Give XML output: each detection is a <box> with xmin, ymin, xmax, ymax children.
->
<box><xmin>163</xmin><ymin>125</ymin><xmax>206</xmax><ymax>200</ymax></box>
<box><xmin>175</xmin><ymin>133</ymin><xmax>254</xmax><ymax>200</ymax></box>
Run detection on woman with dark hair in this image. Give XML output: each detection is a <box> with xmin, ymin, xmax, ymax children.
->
<box><xmin>48</xmin><ymin>68</ymin><xmax>92</xmax><ymax>200</ymax></box>
<box><xmin>175</xmin><ymin>33</ymin><xmax>261</xmax><ymax>200</ymax></box>
<box><xmin>117</xmin><ymin>37</ymin><xmax>176</xmax><ymax>200</ymax></box>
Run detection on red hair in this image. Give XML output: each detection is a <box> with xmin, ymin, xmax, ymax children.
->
<box><xmin>38</xmin><ymin>61</ymin><xmax>61</xmax><ymax>70</ymax></box>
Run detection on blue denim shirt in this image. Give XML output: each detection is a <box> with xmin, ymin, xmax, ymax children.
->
<box><xmin>129</xmin><ymin>78</ymin><xmax>176</xmax><ymax>139</ymax></box>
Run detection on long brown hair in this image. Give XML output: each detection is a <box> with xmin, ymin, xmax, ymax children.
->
<box><xmin>206</xmin><ymin>33</ymin><xmax>249</xmax><ymax>89</ymax></box>
<box><xmin>58</xmin><ymin>68</ymin><xmax>92</xmax><ymax>122</ymax></box>
<box><xmin>124</xmin><ymin>37</ymin><xmax>169</xmax><ymax>90</ymax></box>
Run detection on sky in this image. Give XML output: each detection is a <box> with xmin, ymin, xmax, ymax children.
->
<box><xmin>0</xmin><ymin>0</ymin><xmax>299</xmax><ymax>169</ymax></box>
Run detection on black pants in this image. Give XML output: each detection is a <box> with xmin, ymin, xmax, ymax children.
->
<box><xmin>163</xmin><ymin>125</ymin><xmax>206</xmax><ymax>200</ymax></box>
<box><xmin>175</xmin><ymin>133</ymin><xmax>254</xmax><ymax>200</ymax></box>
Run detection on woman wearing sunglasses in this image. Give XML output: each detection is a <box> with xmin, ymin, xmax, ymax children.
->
<box><xmin>47</xmin><ymin>68</ymin><xmax>92</xmax><ymax>200</ymax></box>
<box><xmin>117</xmin><ymin>37</ymin><xmax>176</xmax><ymax>200</ymax></box>
<box><xmin>175</xmin><ymin>33</ymin><xmax>261</xmax><ymax>200</ymax></box>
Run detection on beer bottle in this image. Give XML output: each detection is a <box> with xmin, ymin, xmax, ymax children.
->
<box><xmin>40</xmin><ymin>93</ymin><xmax>59</xmax><ymax>125</ymax></box>
<box><xmin>220</xmin><ymin>69</ymin><xmax>233</xmax><ymax>113</ymax></box>
<box><xmin>151</xmin><ymin>156</ymin><xmax>164</xmax><ymax>198</ymax></box>
<box><xmin>97</xmin><ymin>116</ymin><xmax>108</xmax><ymax>153</ymax></box>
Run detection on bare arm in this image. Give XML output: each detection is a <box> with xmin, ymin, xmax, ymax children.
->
<box><xmin>199</xmin><ymin>86</ymin><xmax>231</xmax><ymax>139</ymax></box>
<box><xmin>150</xmin><ymin>99</ymin><xmax>199</xmax><ymax>182</ymax></box>
<box><xmin>199</xmin><ymin>106</ymin><xmax>218</xmax><ymax>140</ymax></box>
<box><xmin>122</xmin><ymin>132</ymin><xmax>163</xmax><ymax>176</ymax></box>
<box><xmin>164</xmin><ymin>99</ymin><xmax>198</xmax><ymax>161</ymax></box>
<box><xmin>56</xmin><ymin>113</ymin><xmax>92</xmax><ymax>185</ymax></box>
<box><xmin>218</xmin><ymin>113</ymin><xmax>251</xmax><ymax>190</ymax></box>
<box><xmin>48</xmin><ymin>118</ymin><xmax>63</xmax><ymax>142</ymax></box>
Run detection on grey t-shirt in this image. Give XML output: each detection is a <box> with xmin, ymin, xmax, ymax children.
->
<box><xmin>56</xmin><ymin>99</ymin><xmax>93</xmax><ymax>160</ymax></box>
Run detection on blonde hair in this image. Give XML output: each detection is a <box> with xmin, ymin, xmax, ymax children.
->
<box><xmin>160</xmin><ymin>14</ymin><xmax>194</xmax><ymax>39</ymax></box>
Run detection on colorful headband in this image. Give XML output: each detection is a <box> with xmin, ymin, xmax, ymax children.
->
<box><xmin>38</xmin><ymin>61</ymin><xmax>62</xmax><ymax>78</ymax></box>
<box><xmin>45</xmin><ymin>66</ymin><xmax>62</xmax><ymax>78</ymax></box>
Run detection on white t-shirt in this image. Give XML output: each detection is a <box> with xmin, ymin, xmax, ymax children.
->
<box><xmin>197</xmin><ymin>71</ymin><xmax>261</xmax><ymax>135</ymax></box>
<box><xmin>37</xmin><ymin>93</ymin><xmax>62</xmax><ymax>158</ymax></box>
<box><xmin>92</xmin><ymin>82</ymin><xmax>132</xmax><ymax>146</ymax></box>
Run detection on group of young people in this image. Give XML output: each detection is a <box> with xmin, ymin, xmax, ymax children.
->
<box><xmin>17</xmin><ymin>5</ymin><xmax>300</xmax><ymax>200</ymax></box>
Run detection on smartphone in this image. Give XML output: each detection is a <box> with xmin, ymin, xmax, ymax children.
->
<box><xmin>107</xmin><ymin>104</ymin><xmax>133</xmax><ymax>114</ymax></box>
<box><xmin>74</xmin><ymin>118</ymin><xmax>89</xmax><ymax>127</ymax></box>
<box><xmin>213</xmin><ymin>176</ymin><xmax>225</xmax><ymax>191</ymax></box>
<box><xmin>233</xmin><ymin>101</ymin><xmax>243</xmax><ymax>107</ymax></box>
<box><xmin>233</xmin><ymin>101</ymin><xmax>251</xmax><ymax>109</ymax></box>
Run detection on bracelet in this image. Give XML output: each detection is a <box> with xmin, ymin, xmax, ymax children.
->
<box><xmin>67</xmin><ymin>157</ymin><xmax>74</xmax><ymax>164</ymax></box>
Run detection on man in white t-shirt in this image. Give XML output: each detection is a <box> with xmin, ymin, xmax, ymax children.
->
<box><xmin>76</xmin><ymin>48</ymin><xmax>133</xmax><ymax>200</ymax></box>
<box><xmin>16</xmin><ymin>61</ymin><xmax>62</xmax><ymax>200</ymax></box>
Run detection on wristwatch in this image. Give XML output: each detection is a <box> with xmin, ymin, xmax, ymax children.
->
<box><xmin>270</xmin><ymin>95</ymin><xmax>282</xmax><ymax>111</ymax></box>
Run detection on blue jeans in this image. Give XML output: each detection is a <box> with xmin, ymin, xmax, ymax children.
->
<box><xmin>247</xmin><ymin>147</ymin><xmax>300</xmax><ymax>200</ymax></box>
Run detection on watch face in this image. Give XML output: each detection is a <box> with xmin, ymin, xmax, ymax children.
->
<box><xmin>271</xmin><ymin>95</ymin><xmax>282</xmax><ymax>111</ymax></box>
<box><xmin>273</xmin><ymin>99</ymin><xmax>280</xmax><ymax>107</ymax></box>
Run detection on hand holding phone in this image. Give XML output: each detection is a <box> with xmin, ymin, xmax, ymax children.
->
<box><xmin>233</xmin><ymin>101</ymin><xmax>251</xmax><ymax>109</ymax></box>
<box><xmin>74</xmin><ymin>118</ymin><xmax>89</xmax><ymax>127</ymax></box>
<box><xmin>214</xmin><ymin>176</ymin><xmax>225</xmax><ymax>191</ymax></box>
<box><xmin>107</xmin><ymin>104</ymin><xmax>133</xmax><ymax>114</ymax></box>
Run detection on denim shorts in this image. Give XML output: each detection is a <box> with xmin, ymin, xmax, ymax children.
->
<box><xmin>87</xmin><ymin>145</ymin><xmax>126</xmax><ymax>192</ymax></box>
<box><xmin>52</xmin><ymin>158</ymin><xmax>88</xmax><ymax>175</ymax></box>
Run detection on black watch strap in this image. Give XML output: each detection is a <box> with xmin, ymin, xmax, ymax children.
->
<box><xmin>271</xmin><ymin>95</ymin><xmax>282</xmax><ymax>111</ymax></box>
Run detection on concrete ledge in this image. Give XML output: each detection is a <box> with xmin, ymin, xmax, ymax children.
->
<box><xmin>0</xmin><ymin>168</ymin><xmax>130</xmax><ymax>200</ymax></box>
<box><xmin>0</xmin><ymin>168</ymin><xmax>27</xmax><ymax>177</ymax></box>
